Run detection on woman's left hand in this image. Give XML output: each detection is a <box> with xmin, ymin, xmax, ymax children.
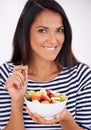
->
<box><xmin>26</xmin><ymin>107</ymin><xmax>67</xmax><ymax>125</ymax></box>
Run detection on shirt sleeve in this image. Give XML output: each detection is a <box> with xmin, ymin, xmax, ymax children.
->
<box><xmin>75</xmin><ymin>64</ymin><xmax>91</xmax><ymax>130</ymax></box>
<box><xmin>0</xmin><ymin>63</ymin><xmax>11</xmax><ymax>130</ymax></box>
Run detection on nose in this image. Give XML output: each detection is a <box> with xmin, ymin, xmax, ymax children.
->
<box><xmin>48</xmin><ymin>32</ymin><xmax>57</xmax><ymax>44</ymax></box>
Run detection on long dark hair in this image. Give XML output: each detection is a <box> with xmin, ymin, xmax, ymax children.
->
<box><xmin>10</xmin><ymin>0</ymin><xmax>79</xmax><ymax>68</ymax></box>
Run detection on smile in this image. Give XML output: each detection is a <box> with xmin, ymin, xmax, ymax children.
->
<box><xmin>43</xmin><ymin>46</ymin><xmax>57</xmax><ymax>51</ymax></box>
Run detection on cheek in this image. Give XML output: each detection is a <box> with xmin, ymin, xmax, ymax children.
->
<box><xmin>30</xmin><ymin>33</ymin><xmax>44</xmax><ymax>45</ymax></box>
<box><xmin>58</xmin><ymin>34</ymin><xmax>65</xmax><ymax>46</ymax></box>
<box><xmin>30</xmin><ymin>37</ymin><xmax>42</xmax><ymax>53</ymax></box>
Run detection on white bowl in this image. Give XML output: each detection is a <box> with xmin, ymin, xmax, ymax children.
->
<box><xmin>25</xmin><ymin>98</ymin><xmax>67</xmax><ymax>120</ymax></box>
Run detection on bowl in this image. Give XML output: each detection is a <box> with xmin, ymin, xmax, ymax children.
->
<box><xmin>25</xmin><ymin>97</ymin><xmax>67</xmax><ymax>120</ymax></box>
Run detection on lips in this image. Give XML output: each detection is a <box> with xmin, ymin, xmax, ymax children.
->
<box><xmin>43</xmin><ymin>46</ymin><xmax>57</xmax><ymax>51</ymax></box>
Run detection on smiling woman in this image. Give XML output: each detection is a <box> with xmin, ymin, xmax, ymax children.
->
<box><xmin>29</xmin><ymin>10</ymin><xmax>64</xmax><ymax>62</ymax></box>
<box><xmin>0</xmin><ymin>0</ymin><xmax>91</xmax><ymax>130</ymax></box>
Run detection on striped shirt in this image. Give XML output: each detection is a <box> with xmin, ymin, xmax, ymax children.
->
<box><xmin>0</xmin><ymin>62</ymin><xmax>91</xmax><ymax>130</ymax></box>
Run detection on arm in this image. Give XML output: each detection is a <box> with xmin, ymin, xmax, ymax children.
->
<box><xmin>4</xmin><ymin>101</ymin><xmax>25</xmax><ymax>130</ymax></box>
<box><xmin>3</xmin><ymin>65</ymin><xmax>28</xmax><ymax>130</ymax></box>
<box><xmin>59</xmin><ymin>64</ymin><xmax>91</xmax><ymax>130</ymax></box>
<box><xmin>59</xmin><ymin>109</ymin><xmax>84</xmax><ymax>130</ymax></box>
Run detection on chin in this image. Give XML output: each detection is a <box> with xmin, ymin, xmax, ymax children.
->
<box><xmin>45</xmin><ymin>57</ymin><xmax>57</xmax><ymax>61</ymax></box>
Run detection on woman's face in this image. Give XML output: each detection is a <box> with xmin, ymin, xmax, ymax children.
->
<box><xmin>30</xmin><ymin>10</ymin><xmax>65</xmax><ymax>62</ymax></box>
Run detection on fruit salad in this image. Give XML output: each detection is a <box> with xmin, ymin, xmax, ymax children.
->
<box><xmin>26</xmin><ymin>89</ymin><xmax>67</xmax><ymax>104</ymax></box>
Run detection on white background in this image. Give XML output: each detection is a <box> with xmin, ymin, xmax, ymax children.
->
<box><xmin>0</xmin><ymin>0</ymin><xmax>91</xmax><ymax>66</ymax></box>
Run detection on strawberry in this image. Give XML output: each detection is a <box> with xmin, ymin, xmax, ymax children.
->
<box><xmin>46</xmin><ymin>89</ymin><xmax>56</xmax><ymax>98</ymax></box>
<box><xmin>46</xmin><ymin>89</ymin><xmax>51</xmax><ymax>95</ymax></box>
<box><xmin>32</xmin><ymin>95</ymin><xmax>41</xmax><ymax>101</ymax></box>
<box><xmin>41</xmin><ymin>94</ymin><xmax>51</xmax><ymax>103</ymax></box>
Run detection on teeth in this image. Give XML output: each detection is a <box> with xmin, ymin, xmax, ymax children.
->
<box><xmin>43</xmin><ymin>46</ymin><xmax>56</xmax><ymax>51</ymax></box>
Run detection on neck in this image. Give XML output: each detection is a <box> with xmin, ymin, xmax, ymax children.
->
<box><xmin>28</xmin><ymin>60</ymin><xmax>59</xmax><ymax>82</ymax></box>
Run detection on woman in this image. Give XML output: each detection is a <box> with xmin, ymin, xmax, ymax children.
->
<box><xmin>0</xmin><ymin>0</ymin><xmax>91</xmax><ymax>130</ymax></box>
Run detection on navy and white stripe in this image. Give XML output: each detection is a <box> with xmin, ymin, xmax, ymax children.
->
<box><xmin>0</xmin><ymin>63</ymin><xmax>91</xmax><ymax>130</ymax></box>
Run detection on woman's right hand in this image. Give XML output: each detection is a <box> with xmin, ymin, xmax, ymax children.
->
<box><xmin>5</xmin><ymin>65</ymin><xmax>28</xmax><ymax>104</ymax></box>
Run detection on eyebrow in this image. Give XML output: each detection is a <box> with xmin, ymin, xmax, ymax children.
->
<box><xmin>37</xmin><ymin>25</ymin><xmax>64</xmax><ymax>29</ymax></box>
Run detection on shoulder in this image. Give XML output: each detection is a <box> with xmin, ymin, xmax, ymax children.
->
<box><xmin>64</xmin><ymin>63</ymin><xmax>91</xmax><ymax>74</ymax></box>
<box><xmin>0</xmin><ymin>62</ymin><xmax>14</xmax><ymax>71</ymax></box>
<box><xmin>60</xmin><ymin>63</ymin><xmax>91</xmax><ymax>80</ymax></box>
<box><xmin>74</xmin><ymin>63</ymin><xmax>91</xmax><ymax>77</ymax></box>
<box><xmin>76</xmin><ymin>63</ymin><xmax>91</xmax><ymax>71</ymax></box>
<box><xmin>74</xmin><ymin>63</ymin><xmax>91</xmax><ymax>91</ymax></box>
<box><xmin>0</xmin><ymin>62</ymin><xmax>14</xmax><ymax>80</ymax></box>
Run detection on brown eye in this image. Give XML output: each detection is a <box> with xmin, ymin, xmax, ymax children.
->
<box><xmin>38</xmin><ymin>29</ymin><xmax>47</xmax><ymax>33</ymax></box>
<box><xmin>57</xmin><ymin>28</ymin><xmax>64</xmax><ymax>33</ymax></box>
